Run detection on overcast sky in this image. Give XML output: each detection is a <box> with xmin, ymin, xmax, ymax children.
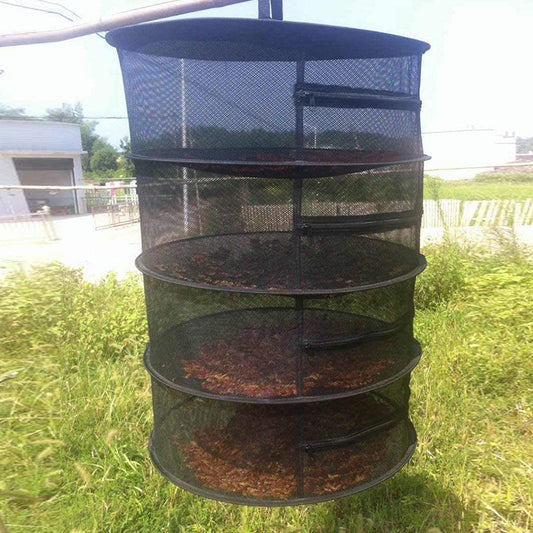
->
<box><xmin>0</xmin><ymin>0</ymin><xmax>531</xmax><ymax>146</ymax></box>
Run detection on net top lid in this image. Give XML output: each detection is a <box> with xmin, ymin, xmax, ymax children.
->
<box><xmin>106</xmin><ymin>18</ymin><xmax>430</xmax><ymax>61</ymax></box>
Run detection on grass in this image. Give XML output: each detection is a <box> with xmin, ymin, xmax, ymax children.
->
<box><xmin>424</xmin><ymin>173</ymin><xmax>533</xmax><ymax>201</ymax></box>
<box><xmin>0</xmin><ymin>244</ymin><xmax>532</xmax><ymax>533</ymax></box>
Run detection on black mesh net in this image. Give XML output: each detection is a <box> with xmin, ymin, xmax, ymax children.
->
<box><xmin>150</xmin><ymin>376</ymin><xmax>415</xmax><ymax>505</ymax></box>
<box><xmin>135</xmin><ymin>161</ymin><xmax>425</xmax><ymax>293</ymax></box>
<box><xmin>113</xmin><ymin>19</ymin><xmax>428</xmax><ymax>177</ymax></box>
<box><xmin>107</xmin><ymin>17</ymin><xmax>429</xmax><ymax>506</ymax></box>
<box><xmin>144</xmin><ymin>278</ymin><xmax>419</xmax><ymax>402</ymax></box>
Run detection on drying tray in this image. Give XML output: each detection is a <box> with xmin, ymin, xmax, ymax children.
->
<box><xmin>145</xmin><ymin>307</ymin><xmax>421</xmax><ymax>404</ymax></box>
<box><xmin>136</xmin><ymin>232</ymin><xmax>426</xmax><ymax>295</ymax></box>
<box><xmin>129</xmin><ymin>152</ymin><xmax>430</xmax><ymax>179</ymax></box>
<box><xmin>148</xmin><ymin>380</ymin><xmax>416</xmax><ymax>506</ymax></box>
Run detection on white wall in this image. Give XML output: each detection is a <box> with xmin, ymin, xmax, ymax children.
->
<box><xmin>72</xmin><ymin>154</ymin><xmax>86</xmax><ymax>214</ymax></box>
<box><xmin>423</xmin><ymin>129</ymin><xmax>517</xmax><ymax>180</ymax></box>
<box><xmin>0</xmin><ymin>120</ymin><xmax>83</xmax><ymax>152</ymax></box>
<box><xmin>0</xmin><ymin>154</ymin><xmax>29</xmax><ymax>216</ymax></box>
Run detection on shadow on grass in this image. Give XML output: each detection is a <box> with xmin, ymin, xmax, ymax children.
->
<box><xmin>163</xmin><ymin>469</ymin><xmax>477</xmax><ymax>533</ymax></box>
<box><xmin>330</xmin><ymin>470</ymin><xmax>476</xmax><ymax>532</ymax></box>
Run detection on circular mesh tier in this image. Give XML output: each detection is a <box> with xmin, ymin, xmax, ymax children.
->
<box><xmin>142</xmin><ymin>276</ymin><xmax>418</xmax><ymax>350</ymax></box>
<box><xmin>107</xmin><ymin>18</ymin><xmax>429</xmax><ymax>176</ymax></box>
<box><xmin>146</xmin><ymin>308</ymin><xmax>420</xmax><ymax>403</ymax></box>
<box><xmin>135</xmin><ymin>159</ymin><xmax>425</xmax><ymax>252</ymax></box>
<box><xmin>149</xmin><ymin>377</ymin><xmax>415</xmax><ymax>506</ymax></box>
<box><xmin>137</xmin><ymin>232</ymin><xmax>425</xmax><ymax>294</ymax></box>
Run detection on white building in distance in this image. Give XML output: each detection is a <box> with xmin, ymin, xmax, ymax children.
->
<box><xmin>0</xmin><ymin>120</ymin><xmax>86</xmax><ymax>216</ymax></box>
<box><xmin>423</xmin><ymin>129</ymin><xmax>516</xmax><ymax>180</ymax></box>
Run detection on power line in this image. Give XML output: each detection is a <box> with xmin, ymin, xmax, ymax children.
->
<box><xmin>0</xmin><ymin>0</ymin><xmax>107</xmax><ymax>39</ymax></box>
<box><xmin>0</xmin><ymin>0</ymin><xmax>74</xmax><ymax>21</ymax></box>
<box><xmin>35</xmin><ymin>0</ymin><xmax>81</xmax><ymax>20</ymax></box>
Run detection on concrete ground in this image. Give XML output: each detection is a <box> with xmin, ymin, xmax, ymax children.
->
<box><xmin>1</xmin><ymin>215</ymin><xmax>531</xmax><ymax>281</ymax></box>
<box><xmin>0</xmin><ymin>215</ymin><xmax>142</xmax><ymax>281</ymax></box>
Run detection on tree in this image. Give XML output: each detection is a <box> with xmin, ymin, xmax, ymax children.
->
<box><xmin>45</xmin><ymin>102</ymin><xmax>83</xmax><ymax>124</ymax></box>
<box><xmin>0</xmin><ymin>104</ymin><xmax>28</xmax><ymax>120</ymax></box>
<box><xmin>117</xmin><ymin>136</ymin><xmax>135</xmax><ymax>178</ymax></box>
<box><xmin>46</xmin><ymin>103</ymin><xmax>98</xmax><ymax>171</ymax></box>
<box><xmin>517</xmin><ymin>137</ymin><xmax>533</xmax><ymax>154</ymax></box>
<box><xmin>90</xmin><ymin>145</ymin><xmax>118</xmax><ymax>173</ymax></box>
<box><xmin>43</xmin><ymin>102</ymin><xmax>123</xmax><ymax>180</ymax></box>
<box><xmin>80</xmin><ymin>121</ymin><xmax>100</xmax><ymax>172</ymax></box>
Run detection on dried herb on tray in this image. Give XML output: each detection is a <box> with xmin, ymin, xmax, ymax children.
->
<box><xmin>178</xmin><ymin>396</ymin><xmax>396</xmax><ymax>499</ymax></box>
<box><xmin>149</xmin><ymin>234</ymin><xmax>417</xmax><ymax>291</ymax></box>
<box><xmin>181</xmin><ymin>321</ymin><xmax>397</xmax><ymax>398</ymax></box>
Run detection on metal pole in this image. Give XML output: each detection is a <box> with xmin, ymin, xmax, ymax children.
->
<box><xmin>270</xmin><ymin>0</ymin><xmax>283</xmax><ymax>20</ymax></box>
<box><xmin>293</xmin><ymin>56</ymin><xmax>305</xmax><ymax>499</ymax></box>
<box><xmin>258</xmin><ymin>0</ymin><xmax>270</xmax><ymax>19</ymax></box>
<box><xmin>258</xmin><ymin>0</ymin><xmax>283</xmax><ymax>20</ymax></box>
<box><xmin>181</xmin><ymin>58</ymin><xmax>189</xmax><ymax>235</ymax></box>
<box><xmin>70</xmin><ymin>167</ymin><xmax>79</xmax><ymax>215</ymax></box>
<box><xmin>0</xmin><ymin>184</ymin><xmax>138</xmax><ymax>191</ymax></box>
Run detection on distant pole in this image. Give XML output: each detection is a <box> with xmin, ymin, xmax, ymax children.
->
<box><xmin>181</xmin><ymin>58</ymin><xmax>189</xmax><ymax>235</ymax></box>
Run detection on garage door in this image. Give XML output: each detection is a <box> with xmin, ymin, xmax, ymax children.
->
<box><xmin>14</xmin><ymin>158</ymin><xmax>77</xmax><ymax>214</ymax></box>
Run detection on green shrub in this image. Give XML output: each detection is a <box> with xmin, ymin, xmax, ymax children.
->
<box><xmin>423</xmin><ymin>173</ymin><xmax>533</xmax><ymax>200</ymax></box>
<box><xmin>69</xmin><ymin>273</ymin><xmax>147</xmax><ymax>361</ymax></box>
<box><xmin>473</xmin><ymin>171</ymin><xmax>533</xmax><ymax>183</ymax></box>
<box><xmin>0</xmin><ymin>264</ymin><xmax>147</xmax><ymax>360</ymax></box>
<box><xmin>416</xmin><ymin>240</ymin><xmax>467</xmax><ymax>310</ymax></box>
<box><xmin>459</xmin><ymin>259</ymin><xmax>533</xmax><ymax>396</ymax></box>
<box><xmin>1</xmin><ymin>249</ymin><xmax>531</xmax><ymax>532</ymax></box>
<box><xmin>0</xmin><ymin>263</ymin><xmax>82</xmax><ymax>354</ymax></box>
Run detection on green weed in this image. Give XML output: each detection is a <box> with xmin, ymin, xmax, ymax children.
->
<box><xmin>423</xmin><ymin>174</ymin><xmax>533</xmax><ymax>201</ymax></box>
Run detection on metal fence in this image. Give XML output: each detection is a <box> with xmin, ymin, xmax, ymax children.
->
<box><xmin>422</xmin><ymin>199</ymin><xmax>533</xmax><ymax>228</ymax></box>
<box><xmin>241</xmin><ymin>199</ymin><xmax>533</xmax><ymax>232</ymax></box>
<box><xmin>0</xmin><ymin>184</ymin><xmax>531</xmax><ymax>244</ymax></box>
<box><xmin>85</xmin><ymin>189</ymin><xmax>139</xmax><ymax>230</ymax></box>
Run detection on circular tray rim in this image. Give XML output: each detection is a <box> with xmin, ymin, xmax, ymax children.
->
<box><xmin>136</xmin><ymin>231</ymin><xmax>426</xmax><ymax>296</ymax></box>
<box><xmin>106</xmin><ymin>18</ymin><xmax>430</xmax><ymax>59</ymax></box>
<box><xmin>144</xmin><ymin>307</ymin><xmax>422</xmax><ymax>404</ymax></box>
<box><xmin>147</xmin><ymin>419</ymin><xmax>417</xmax><ymax>507</ymax></box>
<box><xmin>129</xmin><ymin>153</ymin><xmax>431</xmax><ymax>179</ymax></box>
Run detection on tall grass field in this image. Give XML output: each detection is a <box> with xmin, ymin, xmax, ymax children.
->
<box><xmin>424</xmin><ymin>174</ymin><xmax>533</xmax><ymax>201</ymax></box>
<box><xmin>0</xmin><ymin>242</ymin><xmax>531</xmax><ymax>532</ymax></box>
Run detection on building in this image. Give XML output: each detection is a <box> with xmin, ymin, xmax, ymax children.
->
<box><xmin>423</xmin><ymin>128</ymin><xmax>517</xmax><ymax>180</ymax></box>
<box><xmin>0</xmin><ymin>120</ymin><xmax>86</xmax><ymax>216</ymax></box>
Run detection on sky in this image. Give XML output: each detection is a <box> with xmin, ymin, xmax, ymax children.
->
<box><xmin>0</xmin><ymin>0</ymin><xmax>532</xmax><ymax>147</ymax></box>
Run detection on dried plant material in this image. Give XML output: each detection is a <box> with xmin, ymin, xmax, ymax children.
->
<box><xmin>179</xmin><ymin>397</ymin><xmax>394</xmax><ymax>499</ymax></box>
<box><xmin>181</xmin><ymin>320</ymin><xmax>396</xmax><ymax>398</ymax></box>
<box><xmin>150</xmin><ymin>235</ymin><xmax>417</xmax><ymax>292</ymax></box>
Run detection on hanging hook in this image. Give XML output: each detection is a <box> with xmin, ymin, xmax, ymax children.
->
<box><xmin>258</xmin><ymin>0</ymin><xmax>283</xmax><ymax>20</ymax></box>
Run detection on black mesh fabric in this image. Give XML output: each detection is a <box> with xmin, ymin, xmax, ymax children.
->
<box><xmin>119</xmin><ymin>47</ymin><xmax>426</xmax><ymax>177</ymax></box>
<box><xmin>135</xmin><ymin>160</ymin><xmax>423</xmax><ymax>244</ymax></box>
<box><xmin>135</xmin><ymin>161</ymin><xmax>424</xmax><ymax>293</ymax></box>
<box><xmin>149</xmin><ymin>376</ymin><xmax>415</xmax><ymax>505</ymax></box>
<box><xmin>113</xmin><ymin>19</ymin><xmax>428</xmax><ymax>177</ymax></box>
<box><xmin>107</xmin><ymin>17</ymin><xmax>429</xmax><ymax>506</ymax></box>
<box><xmin>143</xmin><ymin>277</ymin><xmax>418</xmax><ymax>402</ymax></box>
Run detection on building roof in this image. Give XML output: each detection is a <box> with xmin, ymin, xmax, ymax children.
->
<box><xmin>0</xmin><ymin>120</ymin><xmax>83</xmax><ymax>154</ymax></box>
